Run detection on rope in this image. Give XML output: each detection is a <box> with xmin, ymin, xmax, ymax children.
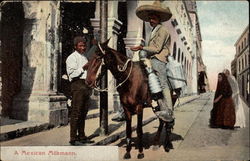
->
<box><xmin>93</xmin><ymin>60</ymin><xmax>133</xmax><ymax>92</ymax></box>
<box><xmin>118</xmin><ymin>59</ymin><xmax>131</xmax><ymax>72</ymax></box>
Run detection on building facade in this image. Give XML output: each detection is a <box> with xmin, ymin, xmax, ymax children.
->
<box><xmin>0</xmin><ymin>0</ymin><xmax>206</xmax><ymax>125</ymax></box>
<box><xmin>231</xmin><ymin>57</ymin><xmax>237</xmax><ymax>78</ymax></box>
<box><xmin>233</xmin><ymin>25</ymin><xmax>249</xmax><ymax>105</ymax></box>
<box><xmin>185</xmin><ymin>0</ymin><xmax>209</xmax><ymax>93</ymax></box>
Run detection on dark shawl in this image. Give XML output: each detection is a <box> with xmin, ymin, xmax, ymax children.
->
<box><xmin>214</xmin><ymin>73</ymin><xmax>232</xmax><ymax>100</ymax></box>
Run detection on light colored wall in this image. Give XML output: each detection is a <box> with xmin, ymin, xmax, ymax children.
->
<box><xmin>235</xmin><ymin>26</ymin><xmax>249</xmax><ymax>104</ymax></box>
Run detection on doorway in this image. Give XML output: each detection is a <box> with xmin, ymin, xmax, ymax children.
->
<box><xmin>0</xmin><ymin>2</ymin><xmax>24</xmax><ymax>118</ymax></box>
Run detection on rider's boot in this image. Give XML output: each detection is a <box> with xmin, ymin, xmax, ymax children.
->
<box><xmin>154</xmin><ymin>99</ymin><xmax>174</xmax><ymax>122</ymax></box>
<box><xmin>153</xmin><ymin>88</ymin><xmax>174</xmax><ymax>122</ymax></box>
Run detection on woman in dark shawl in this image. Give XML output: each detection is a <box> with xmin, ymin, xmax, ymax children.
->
<box><xmin>210</xmin><ymin>73</ymin><xmax>236</xmax><ymax>129</ymax></box>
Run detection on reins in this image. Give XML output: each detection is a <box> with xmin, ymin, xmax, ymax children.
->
<box><xmin>93</xmin><ymin>43</ymin><xmax>133</xmax><ymax>92</ymax></box>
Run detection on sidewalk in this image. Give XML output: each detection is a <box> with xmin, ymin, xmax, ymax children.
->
<box><xmin>0</xmin><ymin>93</ymin><xmax>202</xmax><ymax>145</ymax></box>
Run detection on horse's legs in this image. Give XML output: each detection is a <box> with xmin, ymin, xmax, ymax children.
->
<box><xmin>137</xmin><ymin>107</ymin><xmax>144</xmax><ymax>159</ymax></box>
<box><xmin>123</xmin><ymin>112</ymin><xmax>132</xmax><ymax>159</ymax></box>
<box><xmin>153</xmin><ymin>119</ymin><xmax>164</xmax><ymax>145</ymax></box>
<box><xmin>164</xmin><ymin>122</ymin><xmax>174</xmax><ymax>152</ymax></box>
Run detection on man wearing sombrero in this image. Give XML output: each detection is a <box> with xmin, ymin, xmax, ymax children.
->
<box><xmin>131</xmin><ymin>0</ymin><xmax>174</xmax><ymax>122</ymax></box>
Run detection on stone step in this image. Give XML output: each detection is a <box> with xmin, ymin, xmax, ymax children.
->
<box><xmin>0</xmin><ymin>109</ymin><xmax>114</xmax><ymax>142</ymax></box>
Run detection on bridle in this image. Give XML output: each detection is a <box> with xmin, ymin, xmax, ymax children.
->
<box><xmin>93</xmin><ymin>43</ymin><xmax>133</xmax><ymax>92</ymax></box>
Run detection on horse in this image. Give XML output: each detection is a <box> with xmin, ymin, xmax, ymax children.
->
<box><xmin>85</xmin><ymin>39</ymin><xmax>174</xmax><ymax>159</ymax></box>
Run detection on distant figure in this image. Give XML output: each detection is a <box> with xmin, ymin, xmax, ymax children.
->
<box><xmin>210</xmin><ymin>73</ymin><xmax>235</xmax><ymax>129</ymax></box>
<box><xmin>198</xmin><ymin>71</ymin><xmax>207</xmax><ymax>93</ymax></box>
<box><xmin>224</xmin><ymin>69</ymin><xmax>246</xmax><ymax>128</ymax></box>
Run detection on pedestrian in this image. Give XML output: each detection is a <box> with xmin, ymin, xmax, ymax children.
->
<box><xmin>66</xmin><ymin>36</ymin><xmax>94</xmax><ymax>145</ymax></box>
<box><xmin>223</xmin><ymin>69</ymin><xmax>246</xmax><ymax>128</ymax></box>
<box><xmin>210</xmin><ymin>73</ymin><xmax>236</xmax><ymax>129</ymax></box>
<box><xmin>130</xmin><ymin>0</ymin><xmax>174</xmax><ymax>122</ymax></box>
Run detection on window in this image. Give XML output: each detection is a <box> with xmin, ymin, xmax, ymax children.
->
<box><xmin>247</xmin><ymin>54</ymin><xmax>250</xmax><ymax>67</ymax></box>
<box><xmin>242</xmin><ymin>57</ymin><xmax>244</xmax><ymax>70</ymax></box>
<box><xmin>248</xmin><ymin>34</ymin><xmax>249</xmax><ymax>44</ymax></box>
<box><xmin>247</xmin><ymin>73</ymin><xmax>250</xmax><ymax>95</ymax></box>
<box><xmin>184</xmin><ymin>57</ymin><xmax>187</xmax><ymax>73</ymax></box>
<box><xmin>239</xmin><ymin>60</ymin><xmax>241</xmax><ymax>72</ymax></box>
<box><xmin>173</xmin><ymin>42</ymin><xmax>177</xmax><ymax>60</ymax></box>
<box><xmin>242</xmin><ymin>75</ymin><xmax>245</xmax><ymax>97</ymax></box>
<box><xmin>181</xmin><ymin>52</ymin><xmax>184</xmax><ymax>63</ymax></box>
<box><xmin>178</xmin><ymin>48</ymin><xmax>181</xmax><ymax>62</ymax></box>
<box><xmin>246</xmin><ymin>54</ymin><xmax>248</xmax><ymax>68</ymax></box>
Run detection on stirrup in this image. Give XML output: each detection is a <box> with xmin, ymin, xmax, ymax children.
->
<box><xmin>155</xmin><ymin>110</ymin><xmax>174</xmax><ymax>122</ymax></box>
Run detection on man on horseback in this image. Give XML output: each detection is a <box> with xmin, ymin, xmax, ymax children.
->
<box><xmin>131</xmin><ymin>0</ymin><xmax>174</xmax><ymax>122</ymax></box>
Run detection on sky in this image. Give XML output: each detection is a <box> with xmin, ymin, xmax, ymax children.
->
<box><xmin>196</xmin><ymin>1</ymin><xmax>249</xmax><ymax>90</ymax></box>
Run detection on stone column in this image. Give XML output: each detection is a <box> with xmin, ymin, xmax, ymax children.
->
<box><xmin>12</xmin><ymin>1</ymin><xmax>68</xmax><ymax>126</ymax></box>
<box><xmin>123</xmin><ymin>0</ymin><xmax>145</xmax><ymax>61</ymax></box>
<box><xmin>0</xmin><ymin>8</ymin><xmax>2</xmax><ymax>116</ymax></box>
<box><xmin>90</xmin><ymin>1</ymin><xmax>122</xmax><ymax>112</ymax></box>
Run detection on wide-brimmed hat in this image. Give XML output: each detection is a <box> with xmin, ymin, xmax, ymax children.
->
<box><xmin>136</xmin><ymin>0</ymin><xmax>172</xmax><ymax>22</ymax></box>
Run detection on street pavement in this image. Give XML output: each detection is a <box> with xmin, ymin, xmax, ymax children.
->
<box><xmin>0</xmin><ymin>94</ymin><xmax>200</xmax><ymax>146</ymax></box>
<box><xmin>112</xmin><ymin>92</ymin><xmax>250</xmax><ymax>161</ymax></box>
<box><xmin>1</xmin><ymin>92</ymin><xmax>249</xmax><ymax>161</ymax></box>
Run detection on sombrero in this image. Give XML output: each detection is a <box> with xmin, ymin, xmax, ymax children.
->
<box><xmin>136</xmin><ymin>0</ymin><xmax>172</xmax><ymax>22</ymax></box>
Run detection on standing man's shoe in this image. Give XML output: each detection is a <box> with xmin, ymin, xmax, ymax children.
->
<box><xmin>79</xmin><ymin>138</ymin><xmax>95</xmax><ymax>144</ymax></box>
<box><xmin>69</xmin><ymin>140</ymin><xmax>84</xmax><ymax>146</ymax></box>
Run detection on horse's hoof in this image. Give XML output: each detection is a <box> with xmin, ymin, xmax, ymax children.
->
<box><xmin>164</xmin><ymin>142</ymin><xmax>173</xmax><ymax>152</ymax></box>
<box><xmin>123</xmin><ymin>152</ymin><xmax>131</xmax><ymax>159</ymax></box>
<box><xmin>137</xmin><ymin>153</ymin><xmax>144</xmax><ymax>159</ymax></box>
<box><xmin>152</xmin><ymin>145</ymin><xmax>159</xmax><ymax>151</ymax></box>
<box><xmin>167</xmin><ymin>142</ymin><xmax>174</xmax><ymax>149</ymax></box>
<box><xmin>164</xmin><ymin>146</ymin><xmax>170</xmax><ymax>152</ymax></box>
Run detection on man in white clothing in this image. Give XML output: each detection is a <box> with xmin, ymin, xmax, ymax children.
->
<box><xmin>66</xmin><ymin>36</ymin><xmax>93</xmax><ymax>145</ymax></box>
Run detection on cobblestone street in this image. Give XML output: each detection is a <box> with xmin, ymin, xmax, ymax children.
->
<box><xmin>1</xmin><ymin>93</ymin><xmax>249</xmax><ymax>161</ymax></box>
<box><xmin>112</xmin><ymin>92</ymin><xmax>250</xmax><ymax>161</ymax></box>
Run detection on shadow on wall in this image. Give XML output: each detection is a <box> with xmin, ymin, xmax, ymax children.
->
<box><xmin>1</xmin><ymin>2</ymin><xmax>25</xmax><ymax>119</ymax></box>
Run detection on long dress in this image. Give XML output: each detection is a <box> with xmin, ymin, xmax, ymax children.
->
<box><xmin>227</xmin><ymin>75</ymin><xmax>246</xmax><ymax>128</ymax></box>
<box><xmin>210</xmin><ymin>73</ymin><xmax>236</xmax><ymax>128</ymax></box>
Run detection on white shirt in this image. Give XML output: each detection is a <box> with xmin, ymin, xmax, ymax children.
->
<box><xmin>66</xmin><ymin>50</ymin><xmax>88</xmax><ymax>82</ymax></box>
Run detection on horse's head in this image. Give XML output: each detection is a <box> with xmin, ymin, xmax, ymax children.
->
<box><xmin>85</xmin><ymin>39</ymin><xmax>111</xmax><ymax>88</ymax></box>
